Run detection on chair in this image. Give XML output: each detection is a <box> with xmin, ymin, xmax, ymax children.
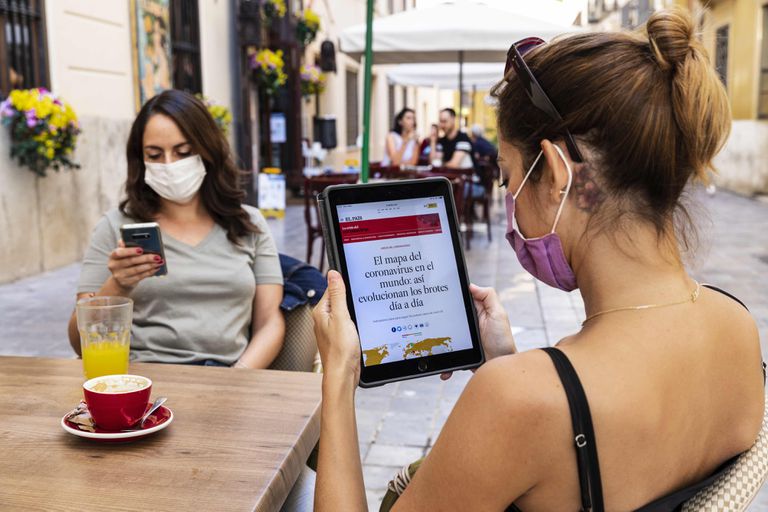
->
<box><xmin>304</xmin><ymin>174</ymin><xmax>359</xmax><ymax>270</ymax></box>
<box><xmin>268</xmin><ymin>304</ymin><xmax>318</xmax><ymax>372</ymax></box>
<box><xmin>463</xmin><ymin>157</ymin><xmax>498</xmax><ymax>249</ymax></box>
<box><xmin>424</xmin><ymin>168</ymin><xmax>472</xmax><ymax>248</ymax></box>
<box><xmin>421</xmin><ymin>169</ymin><xmax>468</xmax><ymax>246</ymax></box>
<box><xmin>681</xmin><ymin>392</ymin><xmax>768</xmax><ymax>511</ymax></box>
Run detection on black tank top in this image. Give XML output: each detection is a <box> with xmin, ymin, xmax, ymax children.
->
<box><xmin>506</xmin><ymin>285</ymin><xmax>761</xmax><ymax>512</ymax></box>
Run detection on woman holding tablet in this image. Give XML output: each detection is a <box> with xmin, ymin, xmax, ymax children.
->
<box><xmin>311</xmin><ymin>8</ymin><xmax>763</xmax><ymax>511</ymax></box>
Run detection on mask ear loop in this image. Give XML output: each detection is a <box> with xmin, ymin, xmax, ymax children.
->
<box><xmin>512</xmin><ymin>150</ymin><xmax>544</xmax><ymax>199</ymax></box>
<box><xmin>550</xmin><ymin>145</ymin><xmax>573</xmax><ymax>234</ymax></box>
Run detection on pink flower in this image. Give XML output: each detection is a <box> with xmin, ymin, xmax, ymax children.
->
<box><xmin>25</xmin><ymin>110</ymin><xmax>37</xmax><ymax>128</ymax></box>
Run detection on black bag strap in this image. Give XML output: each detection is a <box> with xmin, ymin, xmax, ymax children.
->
<box><xmin>542</xmin><ymin>347</ymin><xmax>605</xmax><ymax>512</ymax></box>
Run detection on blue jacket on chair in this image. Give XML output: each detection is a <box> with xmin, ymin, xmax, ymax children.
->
<box><xmin>279</xmin><ymin>254</ymin><xmax>327</xmax><ymax>311</ymax></box>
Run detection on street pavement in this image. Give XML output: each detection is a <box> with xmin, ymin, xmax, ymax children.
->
<box><xmin>0</xmin><ymin>187</ymin><xmax>766</xmax><ymax>510</ymax></box>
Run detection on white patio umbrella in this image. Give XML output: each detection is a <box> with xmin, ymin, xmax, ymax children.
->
<box><xmin>387</xmin><ymin>62</ymin><xmax>502</xmax><ymax>90</ymax></box>
<box><xmin>340</xmin><ymin>0</ymin><xmax>574</xmax><ymax>64</ymax></box>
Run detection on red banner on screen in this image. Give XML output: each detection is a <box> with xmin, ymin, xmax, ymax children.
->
<box><xmin>340</xmin><ymin>214</ymin><xmax>442</xmax><ymax>243</ymax></box>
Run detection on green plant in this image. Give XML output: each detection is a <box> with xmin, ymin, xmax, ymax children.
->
<box><xmin>0</xmin><ymin>88</ymin><xmax>81</xmax><ymax>176</ymax></box>
<box><xmin>196</xmin><ymin>94</ymin><xmax>233</xmax><ymax>136</ymax></box>
<box><xmin>263</xmin><ymin>0</ymin><xmax>286</xmax><ymax>25</ymax></box>
<box><xmin>248</xmin><ymin>48</ymin><xmax>288</xmax><ymax>96</ymax></box>
<box><xmin>300</xmin><ymin>65</ymin><xmax>326</xmax><ymax>97</ymax></box>
<box><xmin>296</xmin><ymin>8</ymin><xmax>320</xmax><ymax>46</ymax></box>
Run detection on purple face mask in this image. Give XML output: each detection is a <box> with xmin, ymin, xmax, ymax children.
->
<box><xmin>505</xmin><ymin>147</ymin><xmax>578</xmax><ymax>291</ymax></box>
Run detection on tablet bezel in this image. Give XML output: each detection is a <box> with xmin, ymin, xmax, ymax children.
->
<box><xmin>323</xmin><ymin>177</ymin><xmax>484</xmax><ymax>387</ymax></box>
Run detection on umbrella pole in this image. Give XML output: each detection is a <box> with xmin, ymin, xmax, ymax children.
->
<box><xmin>361</xmin><ymin>0</ymin><xmax>375</xmax><ymax>183</ymax></box>
<box><xmin>458</xmin><ymin>50</ymin><xmax>464</xmax><ymax>129</ymax></box>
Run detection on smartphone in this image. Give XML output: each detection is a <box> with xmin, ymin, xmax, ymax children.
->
<box><xmin>120</xmin><ymin>222</ymin><xmax>168</xmax><ymax>276</ymax></box>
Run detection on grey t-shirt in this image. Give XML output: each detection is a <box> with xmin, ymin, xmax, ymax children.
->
<box><xmin>77</xmin><ymin>206</ymin><xmax>283</xmax><ymax>364</ymax></box>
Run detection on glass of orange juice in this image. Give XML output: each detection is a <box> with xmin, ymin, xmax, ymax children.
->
<box><xmin>76</xmin><ymin>297</ymin><xmax>133</xmax><ymax>380</ymax></box>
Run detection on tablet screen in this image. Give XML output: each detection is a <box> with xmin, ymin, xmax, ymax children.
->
<box><xmin>336</xmin><ymin>196</ymin><xmax>474</xmax><ymax>367</ymax></box>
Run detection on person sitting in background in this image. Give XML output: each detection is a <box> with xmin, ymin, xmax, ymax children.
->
<box><xmin>382</xmin><ymin>108</ymin><xmax>420</xmax><ymax>167</ymax></box>
<box><xmin>419</xmin><ymin>123</ymin><xmax>439</xmax><ymax>165</ymax></box>
<box><xmin>469</xmin><ymin>124</ymin><xmax>497</xmax><ymax>161</ymax></box>
<box><xmin>67</xmin><ymin>90</ymin><xmax>285</xmax><ymax>369</ymax></box>
<box><xmin>433</xmin><ymin>108</ymin><xmax>473</xmax><ymax>169</ymax></box>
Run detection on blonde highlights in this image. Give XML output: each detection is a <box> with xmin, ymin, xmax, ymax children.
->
<box><xmin>493</xmin><ymin>8</ymin><xmax>730</xmax><ymax>244</ymax></box>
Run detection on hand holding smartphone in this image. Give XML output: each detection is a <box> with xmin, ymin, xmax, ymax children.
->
<box><xmin>120</xmin><ymin>222</ymin><xmax>168</xmax><ymax>276</ymax></box>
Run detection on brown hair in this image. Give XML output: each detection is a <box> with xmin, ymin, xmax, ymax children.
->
<box><xmin>492</xmin><ymin>8</ymin><xmax>730</xmax><ymax>245</ymax></box>
<box><xmin>121</xmin><ymin>90</ymin><xmax>256</xmax><ymax>243</ymax></box>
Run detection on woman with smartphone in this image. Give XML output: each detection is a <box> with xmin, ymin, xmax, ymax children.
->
<box><xmin>309</xmin><ymin>8</ymin><xmax>764</xmax><ymax>512</ymax></box>
<box><xmin>67</xmin><ymin>90</ymin><xmax>285</xmax><ymax>369</ymax></box>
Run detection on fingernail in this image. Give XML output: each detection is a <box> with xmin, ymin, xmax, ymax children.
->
<box><xmin>154</xmin><ymin>256</ymin><xmax>162</xmax><ymax>262</ymax></box>
<box><xmin>136</xmin><ymin>248</ymin><xmax>143</xmax><ymax>254</ymax></box>
<box><xmin>155</xmin><ymin>259</ymin><xmax>164</xmax><ymax>265</ymax></box>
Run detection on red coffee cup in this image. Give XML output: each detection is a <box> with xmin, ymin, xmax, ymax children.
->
<box><xmin>83</xmin><ymin>374</ymin><xmax>152</xmax><ymax>431</ymax></box>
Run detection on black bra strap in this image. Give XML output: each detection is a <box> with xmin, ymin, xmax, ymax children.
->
<box><xmin>542</xmin><ymin>347</ymin><xmax>605</xmax><ymax>512</ymax></box>
<box><xmin>700</xmin><ymin>284</ymin><xmax>765</xmax><ymax>383</ymax></box>
<box><xmin>701</xmin><ymin>284</ymin><xmax>749</xmax><ymax>311</ymax></box>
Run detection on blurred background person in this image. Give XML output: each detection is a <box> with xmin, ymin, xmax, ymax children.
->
<box><xmin>382</xmin><ymin>107</ymin><xmax>420</xmax><ymax>167</ymax></box>
<box><xmin>434</xmin><ymin>108</ymin><xmax>473</xmax><ymax>169</ymax></box>
<box><xmin>470</xmin><ymin>123</ymin><xmax>497</xmax><ymax>162</ymax></box>
<box><xmin>419</xmin><ymin>123</ymin><xmax>439</xmax><ymax>165</ymax></box>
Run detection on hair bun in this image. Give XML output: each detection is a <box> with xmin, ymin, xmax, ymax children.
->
<box><xmin>646</xmin><ymin>8</ymin><xmax>695</xmax><ymax>71</ymax></box>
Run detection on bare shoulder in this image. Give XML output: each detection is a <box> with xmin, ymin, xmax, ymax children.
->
<box><xmin>464</xmin><ymin>351</ymin><xmax>573</xmax><ymax>467</ymax></box>
<box><xmin>701</xmin><ymin>286</ymin><xmax>761</xmax><ymax>371</ymax></box>
<box><xmin>473</xmin><ymin>350</ymin><xmax>565</xmax><ymax>408</ymax></box>
<box><xmin>396</xmin><ymin>351</ymin><xmax>570</xmax><ymax>510</ymax></box>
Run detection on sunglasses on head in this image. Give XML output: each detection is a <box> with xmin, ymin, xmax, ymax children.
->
<box><xmin>504</xmin><ymin>37</ymin><xmax>584</xmax><ymax>163</ymax></box>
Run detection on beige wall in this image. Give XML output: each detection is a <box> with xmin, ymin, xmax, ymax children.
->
<box><xmin>199</xmin><ymin>0</ymin><xmax>234</xmax><ymax>110</ymax></box>
<box><xmin>703</xmin><ymin>0</ymin><xmax>765</xmax><ymax>120</ymax></box>
<box><xmin>45</xmin><ymin>0</ymin><xmax>237</xmax><ymax>119</ymax></box>
<box><xmin>45</xmin><ymin>1</ymin><xmax>135</xmax><ymax>120</ymax></box>
<box><xmin>713</xmin><ymin>120</ymin><xmax>768</xmax><ymax>194</ymax></box>
<box><xmin>0</xmin><ymin>118</ymin><xmax>132</xmax><ymax>284</ymax></box>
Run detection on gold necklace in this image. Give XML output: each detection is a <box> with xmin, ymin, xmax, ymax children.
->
<box><xmin>582</xmin><ymin>281</ymin><xmax>701</xmax><ymax>326</ymax></box>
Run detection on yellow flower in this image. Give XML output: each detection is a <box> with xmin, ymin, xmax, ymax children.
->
<box><xmin>303</xmin><ymin>9</ymin><xmax>320</xmax><ymax>29</ymax></box>
<box><xmin>45</xmin><ymin>147</ymin><xmax>55</xmax><ymax>160</ymax></box>
<box><xmin>35</xmin><ymin>96</ymin><xmax>54</xmax><ymax>118</ymax></box>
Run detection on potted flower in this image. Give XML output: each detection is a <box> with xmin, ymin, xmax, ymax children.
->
<box><xmin>196</xmin><ymin>94</ymin><xmax>233</xmax><ymax>136</ymax></box>
<box><xmin>0</xmin><ymin>88</ymin><xmax>81</xmax><ymax>176</ymax></box>
<box><xmin>296</xmin><ymin>8</ymin><xmax>320</xmax><ymax>47</ymax></box>
<box><xmin>262</xmin><ymin>0</ymin><xmax>286</xmax><ymax>26</ymax></box>
<box><xmin>300</xmin><ymin>65</ymin><xmax>326</xmax><ymax>98</ymax></box>
<box><xmin>248</xmin><ymin>48</ymin><xmax>288</xmax><ymax>96</ymax></box>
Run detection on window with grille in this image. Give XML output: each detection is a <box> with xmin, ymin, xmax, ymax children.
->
<box><xmin>759</xmin><ymin>7</ymin><xmax>768</xmax><ymax>118</ymax></box>
<box><xmin>346</xmin><ymin>69</ymin><xmax>358</xmax><ymax>147</ymax></box>
<box><xmin>715</xmin><ymin>25</ymin><xmax>729</xmax><ymax>91</ymax></box>
<box><xmin>170</xmin><ymin>0</ymin><xmax>202</xmax><ymax>94</ymax></box>
<box><xmin>0</xmin><ymin>0</ymin><xmax>48</xmax><ymax>97</ymax></box>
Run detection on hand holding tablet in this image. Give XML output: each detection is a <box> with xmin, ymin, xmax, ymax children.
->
<box><xmin>317</xmin><ymin>178</ymin><xmax>485</xmax><ymax>387</ymax></box>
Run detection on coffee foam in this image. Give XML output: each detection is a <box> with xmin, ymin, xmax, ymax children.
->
<box><xmin>87</xmin><ymin>375</ymin><xmax>150</xmax><ymax>394</ymax></box>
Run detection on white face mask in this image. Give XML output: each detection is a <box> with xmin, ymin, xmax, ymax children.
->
<box><xmin>144</xmin><ymin>155</ymin><xmax>207</xmax><ymax>204</ymax></box>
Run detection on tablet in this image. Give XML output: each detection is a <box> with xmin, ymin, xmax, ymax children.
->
<box><xmin>318</xmin><ymin>177</ymin><xmax>484</xmax><ymax>387</ymax></box>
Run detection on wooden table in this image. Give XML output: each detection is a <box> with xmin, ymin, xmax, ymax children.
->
<box><xmin>0</xmin><ymin>356</ymin><xmax>322</xmax><ymax>511</ymax></box>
